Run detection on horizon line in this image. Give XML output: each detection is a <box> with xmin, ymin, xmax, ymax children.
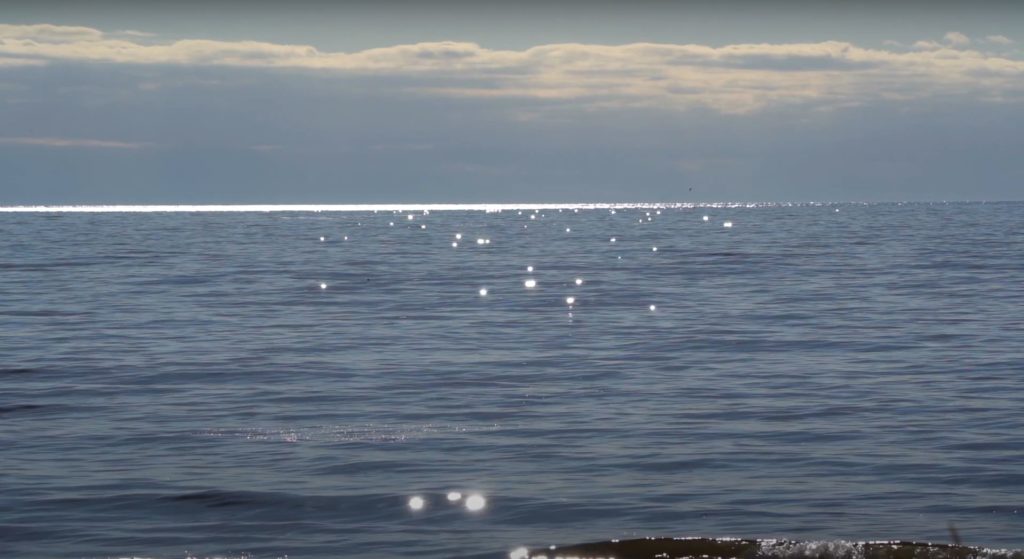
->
<box><xmin>0</xmin><ymin>201</ymin><xmax>1006</xmax><ymax>212</ymax></box>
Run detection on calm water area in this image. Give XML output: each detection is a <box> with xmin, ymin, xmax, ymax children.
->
<box><xmin>1</xmin><ymin>202</ymin><xmax>1022</xmax><ymax>558</ymax></box>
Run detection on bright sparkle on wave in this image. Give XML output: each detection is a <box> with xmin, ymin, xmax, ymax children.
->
<box><xmin>524</xmin><ymin>279</ymin><xmax>537</xmax><ymax>288</ymax></box>
<box><xmin>465</xmin><ymin>494</ymin><xmax>486</xmax><ymax>512</ymax></box>
<box><xmin>408</xmin><ymin>496</ymin><xmax>425</xmax><ymax>511</ymax></box>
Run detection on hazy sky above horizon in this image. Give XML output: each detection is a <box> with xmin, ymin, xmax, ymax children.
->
<box><xmin>1</xmin><ymin>1</ymin><xmax>1022</xmax><ymax>203</ymax></box>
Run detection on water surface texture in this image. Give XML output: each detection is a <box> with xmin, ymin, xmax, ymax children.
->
<box><xmin>2</xmin><ymin>203</ymin><xmax>1023</xmax><ymax>558</ymax></box>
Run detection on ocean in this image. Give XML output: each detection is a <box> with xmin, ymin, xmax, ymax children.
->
<box><xmin>1</xmin><ymin>202</ymin><xmax>1022</xmax><ymax>558</ymax></box>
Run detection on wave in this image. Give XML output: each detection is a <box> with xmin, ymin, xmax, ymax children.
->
<box><xmin>513</xmin><ymin>537</ymin><xmax>1024</xmax><ymax>559</ymax></box>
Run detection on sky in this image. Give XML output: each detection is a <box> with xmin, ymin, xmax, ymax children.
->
<box><xmin>1</xmin><ymin>0</ymin><xmax>1022</xmax><ymax>204</ymax></box>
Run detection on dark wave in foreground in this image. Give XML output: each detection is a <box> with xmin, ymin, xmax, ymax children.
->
<box><xmin>516</xmin><ymin>538</ymin><xmax>1024</xmax><ymax>559</ymax></box>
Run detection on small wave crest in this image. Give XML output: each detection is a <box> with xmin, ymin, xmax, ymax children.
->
<box><xmin>196</xmin><ymin>423</ymin><xmax>500</xmax><ymax>443</ymax></box>
<box><xmin>518</xmin><ymin>538</ymin><xmax>1024</xmax><ymax>559</ymax></box>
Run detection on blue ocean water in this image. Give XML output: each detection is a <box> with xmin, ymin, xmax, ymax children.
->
<box><xmin>1</xmin><ymin>202</ymin><xmax>1022</xmax><ymax>559</ymax></box>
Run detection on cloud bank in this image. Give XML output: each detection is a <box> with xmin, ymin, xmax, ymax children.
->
<box><xmin>1</xmin><ymin>24</ymin><xmax>1022</xmax><ymax>113</ymax></box>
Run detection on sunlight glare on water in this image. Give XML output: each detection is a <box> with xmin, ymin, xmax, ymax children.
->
<box><xmin>2</xmin><ymin>202</ymin><xmax>1023</xmax><ymax>559</ymax></box>
<box><xmin>465</xmin><ymin>494</ymin><xmax>487</xmax><ymax>512</ymax></box>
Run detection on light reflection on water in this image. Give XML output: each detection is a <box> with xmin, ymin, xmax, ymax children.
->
<box><xmin>1</xmin><ymin>202</ymin><xmax>1023</xmax><ymax>558</ymax></box>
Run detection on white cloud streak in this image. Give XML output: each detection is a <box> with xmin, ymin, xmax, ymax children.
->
<box><xmin>944</xmin><ymin>31</ymin><xmax>971</xmax><ymax>47</ymax></box>
<box><xmin>985</xmin><ymin>35</ymin><xmax>1015</xmax><ymax>45</ymax></box>
<box><xmin>0</xmin><ymin>56</ymin><xmax>45</xmax><ymax>67</ymax></box>
<box><xmin>1</xmin><ymin>24</ymin><xmax>1022</xmax><ymax>114</ymax></box>
<box><xmin>0</xmin><ymin>136</ymin><xmax>151</xmax><ymax>149</ymax></box>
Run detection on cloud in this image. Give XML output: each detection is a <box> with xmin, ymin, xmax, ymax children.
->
<box><xmin>944</xmin><ymin>31</ymin><xmax>971</xmax><ymax>47</ymax></box>
<box><xmin>113</xmin><ymin>30</ymin><xmax>157</xmax><ymax>38</ymax></box>
<box><xmin>0</xmin><ymin>136</ymin><xmax>150</xmax><ymax>149</ymax></box>
<box><xmin>2</xmin><ymin>24</ymin><xmax>1023</xmax><ymax>114</ymax></box>
<box><xmin>0</xmin><ymin>56</ymin><xmax>45</xmax><ymax>67</ymax></box>
<box><xmin>912</xmin><ymin>40</ymin><xmax>942</xmax><ymax>51</ymax></box>
<box><xmin>985</xmin><ymin>35</ymin><xmax>1014</xmax><ymax>46</ymax></box>
<box><xmin>0</xmin><ymin>23</ymin><xmax>103</xmax><ymax>43</ymax></box>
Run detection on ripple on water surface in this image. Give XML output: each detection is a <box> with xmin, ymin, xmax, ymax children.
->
<box><xmin>1</xmin><ymin>202</ymin><xmax>1023</xmax><ymax>558</ymax></box>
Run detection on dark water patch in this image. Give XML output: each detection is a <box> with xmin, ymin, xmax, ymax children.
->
<box><xmin>0</xmin><ymin>309</ymin><xmax>89</xmax><ymax>317</ymax></box>
<box><xmin>0</xmin><ymin>367</ymin><xmax>39</xmax><ymax>375</ymax></box>
<box><xmin>0</xmin><ymin>404</ymin><xmax>46</xmax><ymax>416</ymax></box>
<box><xmin>0</xmin><ymin>523</ymin><xmax>66</xmax><ymax>542</ymax></box>
<box><xmin>165</xmin><ymin>490</ymin><xmax>267</xmax><ymax>509</ymax></box>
